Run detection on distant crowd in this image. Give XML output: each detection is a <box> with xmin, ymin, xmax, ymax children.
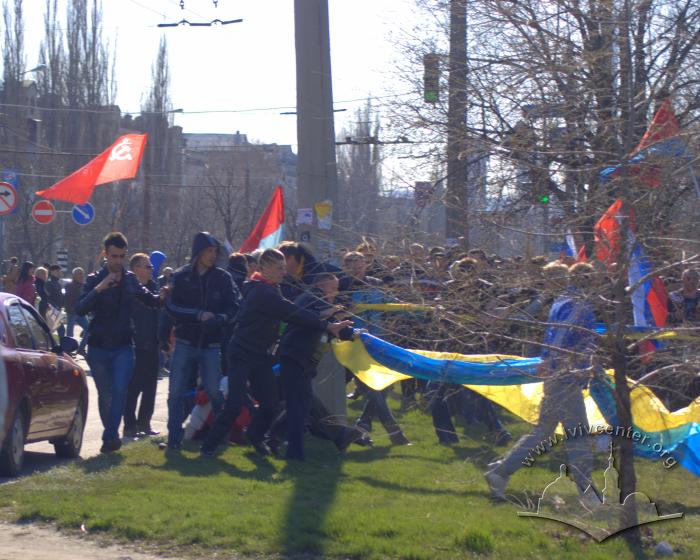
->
<box><xmin>1</xmin><ymin>232</ymin><xmax>698</xmax><ymax>501</ymax></box>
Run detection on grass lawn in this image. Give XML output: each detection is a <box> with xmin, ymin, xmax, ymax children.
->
<box><xmin>0</xmin><ymin>392</ymin><xmax>698</xmax><ymax>559</ymax></box>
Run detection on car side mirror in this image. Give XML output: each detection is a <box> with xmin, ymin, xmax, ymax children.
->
<box><xmin>58</xmin><ymin>336</ymin><xmax>79</xmax><ymax>355</ymax></box>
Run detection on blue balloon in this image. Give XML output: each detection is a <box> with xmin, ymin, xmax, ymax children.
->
<box><xmin>150</xmin><ymin>251</ymin><xmax>167</xmax><ymax>279</ymax></box>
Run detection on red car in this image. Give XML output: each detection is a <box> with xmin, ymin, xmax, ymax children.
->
<box><xmin>0</xmin><ymin>293</ymin><xmax>88</xmax><ymax>476</ymax></box>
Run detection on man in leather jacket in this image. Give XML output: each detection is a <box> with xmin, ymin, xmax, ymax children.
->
<box><xmin>76</xmin><ymin>232</ymin><xmax>164</xmax><ymax>453</ymax></box>
<box><xmin>165</xmin><ymin>232</ymin><xmax>240</xmax><ymax>450</ymax></box>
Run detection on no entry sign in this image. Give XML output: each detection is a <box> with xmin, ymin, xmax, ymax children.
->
<box><xmin>0</xmin><ymin>181</ymin><xmax>17</xmax><ymax>216</ymax></box>
<box><xmin>32</xmin><ymin>200</ymin><xmax>56</xmax><ymax>225</ymax></box>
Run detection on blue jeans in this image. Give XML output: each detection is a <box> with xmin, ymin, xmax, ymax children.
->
<box><xmin>87</xmin><ymin>345</ymin><xmax>135</xmax><ymax>442</ymax></box>
<box><xmin>66</xmin><ymin>313</ymin><xmax>88</xmax><ymax>351</ymax></box>
<box><xmin>167</xmin><ymin>340</ymin><xmax>223</xmax><ymax>446</ymax></box>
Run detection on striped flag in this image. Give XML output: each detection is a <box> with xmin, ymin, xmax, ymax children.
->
<box><xmin>239</xmin><ymin>186</ymin><xmax>285</xmax><ymax>252</ymax></box>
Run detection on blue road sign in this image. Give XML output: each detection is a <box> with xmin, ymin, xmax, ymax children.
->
<box><xmin>71</xmin><ymin>202</ymin><xmax>95</xmax><ymax>226</ymax></box>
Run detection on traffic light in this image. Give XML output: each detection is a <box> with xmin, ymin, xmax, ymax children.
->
<box><xmin>538</xmin><ymin>194</ymin><xmax>550</xmax><ymax>204</ymax></box>
<box><xmin>423</xmin><ymin>53</ymin><xmax>440</xmax><ymax>103</ymax></box>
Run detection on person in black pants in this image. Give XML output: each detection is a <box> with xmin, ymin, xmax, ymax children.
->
<box><xmin>277</xmin><ymin>272</ymin><xmax>355</xmax><ymax>460</ymax></box>
<box><xmin>200</xmin><ymin>248</ymin><xmax>351</xmax><ymax>458</ymax></box>
<box><xmin>123</xmin><ymin>253</ymin><xmax>161</xmax><ymax>437</ymax></box>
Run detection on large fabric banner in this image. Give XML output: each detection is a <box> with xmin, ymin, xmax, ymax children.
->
<box><xmin>333</xmin><ymin>333</ymin><xmax>700</xmax><ymax>476</ymax></box>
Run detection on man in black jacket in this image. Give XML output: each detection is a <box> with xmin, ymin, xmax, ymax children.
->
<box><xmin>123</xmin><ymin>253</ymin><xmax>161</xmax><ymax>438</ymax></box>
<box><xmin>201</xmin><ymin>248</ymin><xmax>351</xmax><ymax>457</ymax></box>
<box><xmin>76</xmin><ymin>232</ymin><xmax>164</xmax><ymax>453</ymax></box>
<box><xmin>165</xmin><ymin>232</ymin><xmax>240</xmax><ymax>450</ymax></box>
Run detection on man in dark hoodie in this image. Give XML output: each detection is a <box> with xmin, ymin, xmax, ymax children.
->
<box><xmin>76</xmin><ymin>232</ymin><xmax>165</xmax><ymax>453</ymax></box>
<box><xmin>200</xmin><ymin>248</ymin><xmax>352</xmax><ymax>457</ymax></box>
<box><xmin>165</xmin><ymin>232</ymin><xmax>240</xmax><ymax>450</ymax></box>
<box><xmin>123</xmin><ymin>253</ymin><xmax>161</xmax><ymax>438</ymax></box>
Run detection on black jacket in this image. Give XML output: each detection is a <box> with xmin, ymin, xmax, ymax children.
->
<box><xmin>45</xmin><ymin>276</ymin><xmax>64</xmax><ymax>309</ymax></box>
<box><xmin>166</xmin><ymin>264</ymin><xmax>240</xmax><ymax>347</ymax></box>
<box><xmin>63</xmin><ymin>280</ymin><xmax>82</xmax><ymax>315</ymax></box>
<box><xmin>76</xmin><ymin>266</ymin><xmax>161</xmax><ymax>349</ymax></box>
<box><xmin>132</xmin><ymin>279</ymin><xmax>160</xmax><ymax>349</ymax></box>
<box><xmin>231</xmin><ymin>278</ymin><xmax>329</xmax><ymax>356</ymax></box>
<box><xmin>278</xmin><ymin>289</ymin><xmax>353</xmax><ymax>371</ymax></box>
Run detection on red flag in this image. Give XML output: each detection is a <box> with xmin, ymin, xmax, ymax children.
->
<box><xmin>632</xmin><ymin>98</ymin><xmax>680</xmax><ymax>155</ymax></box>
<box><xmin>36</xmin><ymin>134</ymin><xmax>147</xmax><ymax>204</ymax></box>
<box><xmin>630</xmin><ymin>98</ymin><xmax>681</xmax><ymax>188</ymax></box>
<box><xmin>239</xmin><ymin>186</ymin><xmax>285</xmax><ymax>253</ymax></box>
<box><xmin>594</xmin><ymin>199</ymin><xmax>624</xmax><ymax>267</ymax></box>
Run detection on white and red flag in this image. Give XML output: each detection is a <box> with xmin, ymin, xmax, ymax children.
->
<box><xmin>239</xmin><ymin>186</ymin><xmax>285</xmax><ymax>252</ymax></box>
<box><xmin>35</xmin><ymin>134</ymin><xmax>147</xmax><ymax>204</ymax></box>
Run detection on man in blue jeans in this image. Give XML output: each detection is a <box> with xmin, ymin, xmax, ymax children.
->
<box><xmin>165</xmin><ymin>232</ymin><xmax>240</xmax><ymax>450</ymax></box>
<box><xmin>76</xmin><ymin>232</ymin><xmax>165</xmax><ymax>453</ymax></box>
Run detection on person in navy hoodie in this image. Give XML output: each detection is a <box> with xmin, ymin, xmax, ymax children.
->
<box><xmin>201</xmin><ymin>248</ymin><xmax>351</xmax><ymax>457</ymax></box>
<box><xmin>165</xmin><ymin>232</ymin><xmax>240</xmax><ymax>450</ymax></box>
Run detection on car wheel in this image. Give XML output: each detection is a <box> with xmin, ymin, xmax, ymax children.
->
<box><xmin>0</xmin><ymin>406</ymin><xmax>26</xmax><ymax>477</ymax></box>
<box><xmin>53</xmin><ymin>399</ymin><xmax>85</xmax><ymax>459</ymax></box>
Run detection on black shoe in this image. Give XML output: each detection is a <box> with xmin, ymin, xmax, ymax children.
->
<box><xmin>166</xmin><ymin>441</ymin><xmax>181</xmax><ymax>451</ymax></box>
<box><xmin>495</xmin><ymin>430</ymin><xmax>513</xmax><ymax>446</ymax></box>
<box><xmin>100</xmin><ymin>438</ymin><xmax>122</xmax><ymax>453</ymax></box>
<box><xmin>200</xmin><ymin>447</ymin><xmax>215</xmax><ymax>458</ymax></box>
<box><xmin>389</xmin><ymin>432</ymin><xmax>412</xmax><ymax>446</ymax></box>
<box><xmin>123</xmin><ymin>427</ymin><xmax>138</xmax><ymax>438</ymax></box>
<box><xmin>354</xmin><ymin>433</ymin><xmax>373</xmax><ymax>447</ymax></box>
<box><xmin>137</xmin><ymin>425</ymin><xmax>160</xmax><ymax>437</ymax></box>
<box><xmin>336</xmin><ymin>428</ymin><xmax>362</xmax><ymax>453</ymax></box>
<box><xmin>251</xmin><ymin>440</ymin><xmax>271</xmax><ymax>457</ymax></box>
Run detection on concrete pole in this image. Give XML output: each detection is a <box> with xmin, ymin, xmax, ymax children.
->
<box><xmin>445</xmin><ymin>0</ymin><xmax>468</xmax><ymax>246</ymax></box>
<box><xmin>294</xmin><ymin>0</ymin><xmax>338</xmax><ymax>257</ymax></box>
<box><xmin>294</xmin><ymin>0</ymin><xmax>345</xmax><ymax>418</ymax></box>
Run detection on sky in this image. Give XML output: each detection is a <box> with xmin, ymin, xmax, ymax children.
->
<box><xmin>21</xmin><ymin>0</ymin><xmax>423</xmax><ymax>150</ymax></box>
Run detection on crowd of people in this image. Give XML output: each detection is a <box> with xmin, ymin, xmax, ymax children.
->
<box><xmin>1</xmin><ymin>231</ymin><xmax>698</xmax><ymax>500</ymax></box>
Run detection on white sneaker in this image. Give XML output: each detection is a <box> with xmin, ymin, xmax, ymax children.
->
<box><xmin>484</xmin><ymin>469</ymin><xmax>508</xmax><ymax>501</ymax></box>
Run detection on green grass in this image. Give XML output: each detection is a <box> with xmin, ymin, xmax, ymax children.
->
<box><xmin>0</xmin><ymin>393</ymin><xmax>698</xmax><ymax>559</ymax></box>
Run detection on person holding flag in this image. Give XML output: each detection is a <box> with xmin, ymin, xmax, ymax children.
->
<box><xmin>164</xmin><ymin>232</ymin><xmax>241</xmax><ymax>451</ymax></box>
<box><xmin>200</xmin><ymin>248</ymin><xmax>352</xmax><ymax>458</ymax></box>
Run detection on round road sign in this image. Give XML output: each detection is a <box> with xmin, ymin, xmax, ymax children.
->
<box><xmin>32</xmin><ymin>200</ymin><xmax>56</xmax><ymax>225</ymax></box>
<box><xmin>0</xmin><ymin>181</ymin><xmax>18</xmax><ymax>216</ymax></box>
<box><xmin>71</xmin><ymin>202</ymin><xmax>95</xmax><ymax>226</ymax></box>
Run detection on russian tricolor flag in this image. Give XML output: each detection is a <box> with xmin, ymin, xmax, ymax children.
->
<box><xmin>628</xmin><ymin>239</ymin><xmax>668</xmax><ymax>329</ymax></box>
<box><xmin>239</xmin><ymin>186</ymin><xmax>285</xmax><ymax>253</ymax></box>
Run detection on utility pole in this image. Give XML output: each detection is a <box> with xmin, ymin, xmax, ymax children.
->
<box><xmin>445</xmin><ymin>0</ymin><xmax>468</xmax><ymax>246</ymax></box>
<box><xmin>294</xmin><ymin>0</ymin><xmax>338</xmax><ymax>259</ymax></box>
<box><xmin>294</xmin><ymin>0</ymin><xmax>344</xmax><ymax>418</ymax></box>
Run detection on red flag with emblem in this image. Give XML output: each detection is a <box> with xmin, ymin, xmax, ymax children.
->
<box><xmin>35</xmin><ymin>134</ymin><xmax>147</xmax><ymax>204</ymax></box>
